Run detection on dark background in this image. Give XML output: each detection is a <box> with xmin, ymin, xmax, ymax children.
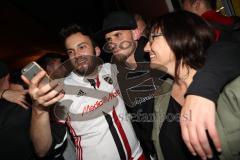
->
<box><xmin>0</xmin><ymin>0</ymin><xmax>173</xmax><ymax>69</ymax></box>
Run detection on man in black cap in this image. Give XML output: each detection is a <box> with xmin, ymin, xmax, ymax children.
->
<box><xmin>98</xmin><ymin>10</ymin><xmax>159</xmax><ymax>159</ymax></box>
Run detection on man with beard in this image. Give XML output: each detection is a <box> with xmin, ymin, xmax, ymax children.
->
<box><xmin>22</xmin><ymin>25</ymin><xmax>144</xmax><ymax>160</ymax></box>
<box><xmin>98</xmin><ymin>11</ymin><xmax>162</xmax><ymax>159</ymax></box>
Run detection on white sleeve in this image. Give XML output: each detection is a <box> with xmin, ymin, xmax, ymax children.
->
<box><xmin>110</xmin><ymin>64</ymin><xmax>119</xmax><ymax>76</ymax></box>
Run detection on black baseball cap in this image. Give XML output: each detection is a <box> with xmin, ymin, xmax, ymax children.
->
<box><xmin>96</xmin><ymin>11</ymin><xmax>137</xmax><ymax>38</ymax></box>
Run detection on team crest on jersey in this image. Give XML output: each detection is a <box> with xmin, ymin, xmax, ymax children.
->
<box><xmin>103</xmin><ymin>75</ymin><xmax>113</xmax><ymax>85</ymax></box>
<box><xmin>76</xmin><ymin>89</ymin><xmax>86</xmax><ymax>97</ymax></box>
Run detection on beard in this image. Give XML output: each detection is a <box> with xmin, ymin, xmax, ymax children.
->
<box><xmin>111</xmin><ymin>53</ymin><xmax>128</xmax><ymax>64</ymax></box>
<box><xmin>73</xmin><ymin>55</ymin><xmax>102</xmax><ymax>76</ymax></box>
<box><xmin>111</xmin><ymin>41</ymin><xmax>136</xmax><ymax>64</ymax></box>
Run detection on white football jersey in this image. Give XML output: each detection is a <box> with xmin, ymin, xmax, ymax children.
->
<box><xmin>55</xmin><ymin>63</ymin><xmax>144</xmax><ymax>160</ymax></box>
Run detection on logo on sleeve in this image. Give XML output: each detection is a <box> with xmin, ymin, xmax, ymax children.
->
<box><xmin>76</xmin><ymin>89</ymin><xmax>86</xmax><ymax>97</ymax></box>
<box><xmin>103</xmin><ymin>75</ymin><xmax>113</xmax><ymax>85</ymax></box>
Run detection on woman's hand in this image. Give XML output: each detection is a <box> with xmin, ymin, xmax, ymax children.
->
<box><xmin>1</xmin><ymin>89</ymin><xmax>30</xmax><ymax>109</ymax></box>
<box><xmin>180</xmin><ymin>95</ymin><xmax>222</xmax><ymax>160</ymax></box>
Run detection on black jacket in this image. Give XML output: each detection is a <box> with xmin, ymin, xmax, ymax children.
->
<box><xmin>187</xmin><ymin>41</ymin><xmax>240</xmax><ymax>103</ymax></box>
<box><xmin>0</xmin><ymin>99</ymin><xmax>35</xmax><ymax>160</ymax></box>
<box><xmin>115</xmin><ymin>36</ymin><xmax>157</xmax><ymax>158</ymax></box>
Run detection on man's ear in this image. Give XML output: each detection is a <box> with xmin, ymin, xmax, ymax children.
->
<box><xmin>95</xmin><ymin>46</ymin><xmax>101</xmax><ymax>57</ymax></box>
<box><xmin>132</xmin><ymin>28</ymin><xmax>141</xmax><ymax>41</ymax></box>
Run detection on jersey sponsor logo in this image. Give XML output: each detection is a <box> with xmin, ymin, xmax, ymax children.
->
<box><xmin>82</xmin><ymin>89</ymin><xmax>120</xmax><ymax>114</ymax></box>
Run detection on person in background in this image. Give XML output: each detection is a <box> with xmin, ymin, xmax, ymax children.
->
<box><xmin>0</xmin><ymin>61</ymin><xmax>35</xmax><ymax>159</ymax></box>
<box><xmin>9</xmin><ymin>70</ymin><xmax>28</xmax><ymax>91</ymax></box>
<box><xmin>134</xmin><ymin>13</ymin><xmax>150</xmax><ymax>62</ymax></box>
<box><xmin>182</xmin><ymin>0</ymin><xmax>237</xmax><ymax>40</ymax></box>
<box><xmin>37</xmin><ymin>52</ymin><xmax>68</xmax><ymax>79</ymax></box>
<box><xmin>134</xmin><ymin>14</ymin><xmax>147</xmax><ymax>39</ymax></box>
<box><xmin>9</xmin><ymin>70</ymin><xmax>32</xmax><ymax>105</ymax></box>
<box><xmin>0</xmin><ymin>62</ymin><xmax>29</xmax><ymax>109</ymax></box>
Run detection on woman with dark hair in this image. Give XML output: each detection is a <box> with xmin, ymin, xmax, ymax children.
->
<box><xmin>144</xmin><ymin>11</ymin><xmax>240</xmax><ymax>160</ymax></box>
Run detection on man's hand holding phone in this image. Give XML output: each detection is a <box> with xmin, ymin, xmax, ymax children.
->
<box><xmin>21</xmin><ymin>62</ymin><xmax>64</xmax><ymax>112</ymax></box>
<box><xmin>21</xmin><ymin>62</ymin><xmax>63</xmax><ymax>156</ymax></box>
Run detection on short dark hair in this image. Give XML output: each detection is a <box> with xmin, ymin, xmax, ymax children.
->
<box><xmin>37</xmin><ymin>52</ymin><xmax>66</xmax><ymax>70</ymax></box>
<box><xmin>9</xmin><ymin>70</ymin><xmax>27</xmax><ymax>88</ymax></box>
<box><xmin>60</xmin><ymin>24</ymin><xmax>97</xmax><ymax>48</ymax></box>
<box><xmin>150</xmin><ymin>11</ymin><xmax>214</xmax><ymax>82</ymax></box>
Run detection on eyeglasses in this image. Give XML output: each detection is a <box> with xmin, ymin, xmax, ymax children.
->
<box><xmin>149</xmin><ymin>33</ymin><xmax>164</xmax><ymax>43</ymax></box>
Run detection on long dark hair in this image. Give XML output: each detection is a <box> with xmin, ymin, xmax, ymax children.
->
<box><xmin>150</xmin><ymin>11</ymin><xmax>214</xmax><ymax>82</ymax></box>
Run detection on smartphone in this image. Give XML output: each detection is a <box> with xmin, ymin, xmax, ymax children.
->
<box><xmin>21</xmin><ymin>61</ymin><xmax>51</xmax><ymax>86</ymax></box>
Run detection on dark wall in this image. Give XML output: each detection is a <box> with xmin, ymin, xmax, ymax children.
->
<box><xmin>0</xmin><ymin>2</ymin><xmax>64</xmax><ymax>69</ymax></box>
<box><xmin>122</xmin><ymin>0</ymin><xmax>169</xmax><ymax>17</ymax></box>
<box><xmin>0</xmin><ymin>0</ymin><xmax>170</xmax><ymax>70</ymax></box>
